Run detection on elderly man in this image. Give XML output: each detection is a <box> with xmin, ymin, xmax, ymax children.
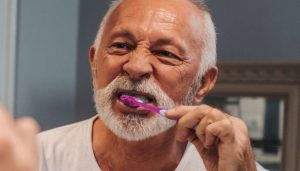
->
<box><xmin>0</xmin><ymin>0</ymin><xmax>268</xmax><ymax>170</ymax></box>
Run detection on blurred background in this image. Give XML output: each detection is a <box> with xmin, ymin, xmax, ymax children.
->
<box><xmin>0</xmin><ymin>0</ymin><xmax>299</xmax><ymax>170</ymax></box>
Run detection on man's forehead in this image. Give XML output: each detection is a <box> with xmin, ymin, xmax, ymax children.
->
<box><xmin>98</xmin><ymin>0</ymin><xmax>206</xmax><ymax>56</ymax></box>
<box><xmin>112</xmin><ymin>0</ymin><xmax>204</xmax><ymax>21</ymax></box>
<box><xmin>106</xmin><ymin>0</ymin><xmax>205</xmax><ymax>36</ymax></box>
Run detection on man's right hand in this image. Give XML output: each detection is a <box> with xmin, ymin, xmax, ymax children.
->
<box><xmin>0</xmin><ymin>106</ymin><xmax>39</xmax><ymax>171</ymax></box>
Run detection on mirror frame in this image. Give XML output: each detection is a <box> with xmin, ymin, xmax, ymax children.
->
<box><xmin>208</xmin><ymin>63</ymin><xmax>300</xmax><ymax>171</ymax></box>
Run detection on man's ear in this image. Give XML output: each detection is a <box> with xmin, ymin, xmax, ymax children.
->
<box><xmin>89</xmin><ymin>46</ymin><xmax>96</xmax><ymax>77</ymax></box>
<box><xmin>193</xmin><ymin>66</ymin><xmax>218</xmax><ymax>104</ymax></box>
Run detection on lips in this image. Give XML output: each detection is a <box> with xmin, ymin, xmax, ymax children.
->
<box><xmin>114</xmin><ymin>89</ymin><xmax>157</xmax><ymax>115</ymax></box>
<box><xmin>115</xmin><ymin>90</ymin><xmax>155</xmax><ymax>104</ymax></box>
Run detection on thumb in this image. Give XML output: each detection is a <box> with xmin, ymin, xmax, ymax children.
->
<box><xmin>16</xmin><ymin>117</ymin><xmax>40</xmax><ymax>149</ymax></box>
<box><xmin>15</xmin><ymin>117</ymin><xmax>40</xmax><ymax>171</ymax></box>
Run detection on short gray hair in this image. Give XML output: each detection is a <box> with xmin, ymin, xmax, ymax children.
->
<box><xmin>93</xmin><ymin>0</ymin><xmax>216</xmax><ymax>100</ymax></box>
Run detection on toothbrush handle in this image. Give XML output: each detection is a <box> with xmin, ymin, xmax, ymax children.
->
<box><xmin>159</xmin><ymin>109</ymin><xmax>168</xmax><ymax>117</ymax></box>
<box><xmin>137</xmin><ymin>102</ymin><xmax>161</xmax><ymax>114</ymax></box>
<box><xmin>135</xmin><ymin>102</ymin><xmax>167</xmax><ymax>116</ymax></box>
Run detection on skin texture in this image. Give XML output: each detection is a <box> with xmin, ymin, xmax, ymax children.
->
<box><xmin>90</xmin><ymin>0</ymin><xmax>256</xmax><ymax>171</ymax></box>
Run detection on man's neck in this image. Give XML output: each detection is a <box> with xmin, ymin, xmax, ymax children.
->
<box><xmin>92</xmin><ymin>118</ymin><xmax>187</xmax><ymax>171</ymax></box>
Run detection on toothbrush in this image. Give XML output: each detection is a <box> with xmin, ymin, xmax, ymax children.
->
<box><xmin>120</xmin><ymin>95</ymin><xmax>167</xmax><ymax>117</ymax></box>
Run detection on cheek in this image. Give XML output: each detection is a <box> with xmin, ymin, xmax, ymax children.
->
<box><xmin>154</xmin><ymin>63</ymin><xmax>198</xmax><ymax>102</ymax></box>
<box><xmin>95</xmin><ymin>54</ymin><xmax>127</xmax><ymax>89</ymax></box>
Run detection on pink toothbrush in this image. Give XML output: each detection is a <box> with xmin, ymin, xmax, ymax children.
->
<box><xmin>120</xmin><ymin>95</ymin><xmax>167</xmax><ymax>117</ymax></box>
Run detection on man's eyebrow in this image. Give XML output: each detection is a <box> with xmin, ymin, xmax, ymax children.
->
<box><xmin>109</xmin><ymin>29</ymin><xmax>187</xmax><ymax>56</ymax></box>
<box><xmin>110</xmin><ymin>29</ymin><xmax>136</xmax><ymax>41</ymax></box>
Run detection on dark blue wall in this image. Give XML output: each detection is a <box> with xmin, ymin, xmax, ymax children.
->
<box><xmin>15</xmin><ymin>0</ymin><xmax>80</xmax><ymax>130</ymax></box>
<box><xmin>208</xmin><ymin>0</ymin><xmax>300</xmax><ymax>62</ymax></box>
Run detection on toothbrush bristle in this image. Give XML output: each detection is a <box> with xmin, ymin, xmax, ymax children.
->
<box><xmin>120</xmin><ymin>95</ymin><xmax>166</xmax><ymax>117</ymax></box>
<box><xmin>120</xmin><ymin>95</ymin><xmax>140</xmax><ymax>108</ymax></box>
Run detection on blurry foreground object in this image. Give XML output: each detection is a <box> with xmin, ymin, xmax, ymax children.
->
<box><xmin>0</xmin><ymin>105</ymin><xmax>39</xmax><ymax>171</ymax></box>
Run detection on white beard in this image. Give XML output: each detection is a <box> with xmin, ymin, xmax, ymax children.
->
<box><xmin>93</xmin><ymin>75</ymin><xmax>177</xmax><ymax>141</ymax></box>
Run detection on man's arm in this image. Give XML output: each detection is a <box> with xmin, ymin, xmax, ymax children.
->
<box><xmin>0</xmin><ymin>106</ymin><xmax>39</xmax><ymax>171</ymax></box>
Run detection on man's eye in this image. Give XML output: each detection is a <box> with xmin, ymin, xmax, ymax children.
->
<box><xmin>111</xmin><ymin>42</ymin><xmax>131</xmax><ymax>50</ymax></box>
<box><xmin>153</xmin><ymin>50</ymin><xmax>178</xmax><ymax>59</ymax></box>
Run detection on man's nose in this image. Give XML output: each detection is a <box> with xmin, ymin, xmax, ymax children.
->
<box><xmin>122</xmin><ymin>52</ymin><xmax>153</xmax><ymax>81</ymax></box>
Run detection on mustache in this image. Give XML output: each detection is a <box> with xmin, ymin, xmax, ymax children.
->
<box><xmin>97</xmin><ymin>75</ymin><xmax>176</xmax><ymax>109</ymax></box>
<box><xmin>104</xmin><ymin>76</ymin><xmax>162</xmax><ymax>98</ymax></box>
<box><xmin>93</xmin><ymin>75</ymin><xmax>177</xmax><ymax>141</ymax></box>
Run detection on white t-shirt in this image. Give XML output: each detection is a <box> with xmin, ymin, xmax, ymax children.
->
<box><xmin>38</xmin><ymin>116</ymin><xmax>268</xmax><ymax>171</ymax></box>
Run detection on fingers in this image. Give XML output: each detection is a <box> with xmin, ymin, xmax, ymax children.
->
<box><xmin>0</xmin><ymin>106</ymin><xmax>39</xmax><ymax>171</ymax></box>
<box><xmin>16</xmin><ymin>118</ymin><xmax>40</xmax><ymax>155</ymax></box>
<box><xmin>175</xmin><ymin>126</ymin><xmax>194</xmax><ymax>142</ymax></box>
<box><xmin>169</xmin><ymin>104</ymin><xmax>234</xmax><ymax>148</ymax></box>
<box><xmin>173</xmin><ymin>105</ymin><xmax>210</xmax><ymax>142</ymax></box>
<box><xmin>169</xmin><ymin>104</ymin><xmax>255</xmax><ymax>171</ymax></box>
<box><xmin>16</xmin><ymin>117</ymin><xmax>40</xmax><ymax>141</ymax></box>
<box><xmin>0</xmin><ymin>106</ymin><xmax>15</xmax><ymax>162</ymax></box>
<box><xmin>165</xmin><ymin>105</ymin><xmax>198</xmax><ymax>120</ymax></box>
<box><xmin>205</xmin><ymin>119</ymin><xmax>234</xmax><ymax>145</ymax></box>
<box><xmin>0</xmin><ymin>106</ymin><xmax>13</xmax><ymax>127</ymax></box>
<box><xmin>194</xmin><ymin>117</ymin><xmax>214</xmax><ymax>147</ymax></box>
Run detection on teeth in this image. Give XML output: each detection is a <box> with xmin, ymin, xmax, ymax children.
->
<box><xmin>134</xmin><ymin>95</ymin><xmax>150</xmax><ymax>103</ymax></box>
<box><xmin>121</xmin><ymin>93</ymin><xmax>151</xmax><ymax>103</ymax></box>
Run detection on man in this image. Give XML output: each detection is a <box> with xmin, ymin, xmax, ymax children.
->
<box><xmin>0</xmin><ymin>0</ymin><xmax>268</xmax><ymax>170</ymax></box>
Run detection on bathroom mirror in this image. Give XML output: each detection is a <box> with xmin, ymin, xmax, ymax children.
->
<box><xmin>205</xmin><ymin>63</ymin><xmax>300</xmax><ymax>171</ymax></box>
<box><xmin>204</xmin><ymin>96</ymin><xmax>284</xmax><ymax>171</ymax></box>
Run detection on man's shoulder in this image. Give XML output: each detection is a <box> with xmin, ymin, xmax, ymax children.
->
<box><xmin>38</xmin><ymin>116</ymin><xmax>96</xmax><ymax>147</ymax></box>
<box><xmin>38</xmin><ymin>116</ymin><xmax>100</xmax><ymax>171</ymax></box>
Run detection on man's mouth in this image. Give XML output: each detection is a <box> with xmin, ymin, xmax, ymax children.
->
<box><xmin>116</xmin><ymin>90</ymin><xmax>155</xmax><ymax>105</ymax></box>
<box><xmin>113</xmin><ymin>90</ymin><xmax>157</xmax><ymax>116</ymax></box>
